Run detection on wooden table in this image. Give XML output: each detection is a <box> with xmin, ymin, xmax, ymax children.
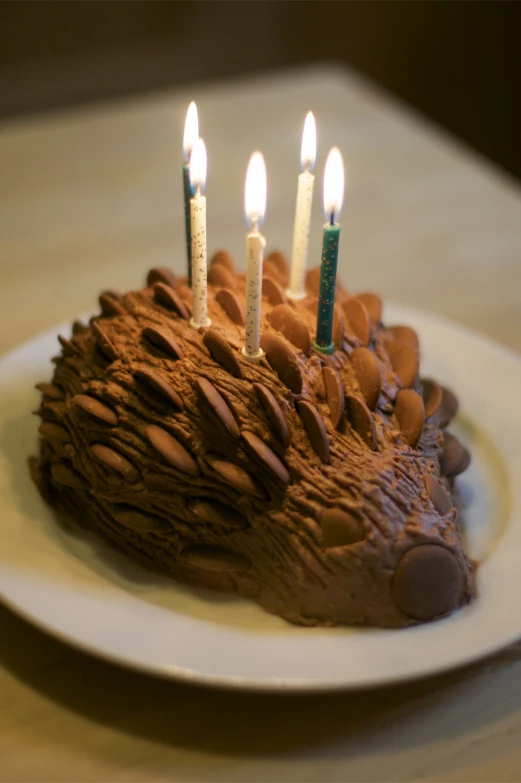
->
<box><xmin>1</xmin><ymin>65</ymin><xmax>521</xmax><ymax>782</ymax></box>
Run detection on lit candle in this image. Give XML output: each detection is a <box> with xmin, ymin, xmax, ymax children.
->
<box><xmin>183</xmin><ymin>101</ymin><xmax>199</xmax><ymax>286</ymax></box>
<box><xmin>189</xmin><ymin>137</ymin><xmax>210</xmax><ymax>328</ymax></box>
<box><xmin>314</xmin><ymin>147</ymin><xmax>345</xmax><ymax>354</ymax></box>
<box><xmin>242</xmin><ymin>152</ymin><xmax>267</xmax><ymax>362</ymax></box>
<box><xmin>287</xmin><ymin>111</ymin><xmax>316</xmax><ymax>301</ymax></box>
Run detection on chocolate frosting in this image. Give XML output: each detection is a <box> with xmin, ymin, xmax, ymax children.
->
<box><xmin>31</xmin><ymin>252</ymin><xmax>475</xmax><ymax>628</ymax></box>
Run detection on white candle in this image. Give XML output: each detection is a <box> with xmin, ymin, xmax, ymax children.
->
<box><xmin>287</xmin><ymin>111</ymin><xmax>317</xmax><ymax>301</ymax></box>
<box><xmin>189</xmin><ymin>137</ymin><xmax>211</xmax><ymax>328</ymax></box>
<box><xmin>242</xmin><ymin>152</ymin><xmax>267</xmax><ymax>361</ymax></box>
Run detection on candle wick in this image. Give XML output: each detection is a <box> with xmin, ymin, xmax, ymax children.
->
<box><xmin>195</xmin><ymin>184</ymin><xmax>201</xmax><ymax>198</ymax></box>
<box><xmin>329</xmin><ymin>209</ymin><xmax>335</xmax><ymax>226</ymax></box>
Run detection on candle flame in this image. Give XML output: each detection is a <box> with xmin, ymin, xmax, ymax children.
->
<box><xmin>189</xmin><ymin>138</ymin><xmax>207</xmax><ymax>193</ymax></box>
<box><xmin>300</xmin><ymin>111</ymin><xmax>316</xmax><ymax>171</ymax></box>
<box><xmin>245</xmin><ymin>151</ymin><xmax>267</xmax><ymax>227</ymax></box>
<box><xmin>183</xmin><ymin>101</ymin><xmax>199</xmax><ymax>161</ymax></box>
<box><xmin>323</xmin><ymin>147</ymin><xmax>344</xmax><ymax>223</ymax></box>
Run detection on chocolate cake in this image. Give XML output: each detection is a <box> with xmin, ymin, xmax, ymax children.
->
<box><xmin>30</xmin><ymin>250</ymin><xmax>475</xmax><ymax>627</ymax></box>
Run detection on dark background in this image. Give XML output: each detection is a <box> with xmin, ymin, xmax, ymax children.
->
<box><xmin>1</xmin><ymin>1</ymin><xmax>520</xmax><ymax>179</ymax></box>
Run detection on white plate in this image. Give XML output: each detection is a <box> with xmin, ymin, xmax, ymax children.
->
<box><xmin>0</xmin><ymin>304</ymin><xmax>517</xmax><ymax>691</ymax></box>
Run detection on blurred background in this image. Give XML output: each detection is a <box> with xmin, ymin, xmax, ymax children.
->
<box><xmin>1</xmin><ymin>1</ymin><xmax>520</xmax><ymax>180</ymax></box>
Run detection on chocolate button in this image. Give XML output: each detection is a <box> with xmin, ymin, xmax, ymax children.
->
<box><xmin>393</xmin><ymin>545</ymin><xmax>463</xmax><ymax>620</ymax></box>
<box><xmin>203</xmin><ymin>329</ymin><xmax>244</xmax><ymax>379</ymax></box>
<box><xmin>297</xmin><ymin>400</ymin><xmax>330</xmax><ymax>464</ymax></box>
<box><xmin>147</xmin><ymin>424</ymin><xmax>199</xmax><ymax>475</ymax></box>
<box><xmin>92</xmin><ymin>322</ymin><xmax>118</xmax><ymax>362</ymax></box>
<box><xmin>182</xmin><ymin>546</ymin><xmax>250</xmax><ymax>572</ymax></box>
<box><xmin>153</xmin><ymin>282</ymin><xmax>190</xmax><ymax>320</ymax></box>
<box><xmin>253</xmin><ymin>383</ymin><xmax>290</xmax><ymax>447</ymax></box>
<box><xmin>35</xmin><ymin>383</ymin><xmax>64</xmax><ymax>400</ymax></box>
<box><xmin>242</xmin><ymin>430</ymin><xmax>291</xmax><ymax>486</ymax></box>
<box><xmin>189</xmin><ymin>499</ymin><xmax>248</xmax><ymax>528</ymax></box>
<box><xmin>421</xmin><ymin>378</ymin><xmax>443</xmax><ymax>419</ymax></box>
<box><xmin>39</xmin><ymin>422</ymin><xmax>71</xmax><ymax>443</ymax></box>
<box><xmin>260</xmin><ymin>333</ymin><xmax>303</xmax><ymax>394</ymax></box>
<box><xmin>142</xmin><ymin>326</ymin><xmax>184</xmax><ymax>360</ymax></box>
<box><xmin>386</xmin><ymin>342</ymin><xmax>419</xmax><ymax>389</ymax></box>
<box><xmin>206</xmin><ymin>455</ymin><xmax>263</xmax><ymax>497</ymax></box>
<box><xmin>321</xmin><ymin>507</ymin><xmax>365</xmax><ymax>548</ymax></box>
<box><xmin>345</xmin><ymin>395</ymin><xmax>377</xmax><ymax>450</ymax></box>
<box><xmin>323</xmin><ymin>367</ymin><xmax>344</xmax><ymax>429</ymax></box>
<box><xmin>208</xmin><ymin>263</ymin><xmax>236</xmax><ymax>289</ymax></box>
<box><xmin>99</xmin><ymin>292</ymin><xmax>126</xmax><ymax>317</ymax></box>
<box><xmin>268</xmin><ymin>304</ymin><xmax>311</xmax><ymax>356</ymax></box>
<box><xmin>440</xmin><ymin>387</ymin><xmax>459</xmax><ymax>425</ymax></box>
<box><xmin>351</xmin><ymin>347</ymin><xmax>381</xmax><ymax>410</ymax></box>
<box><xmin>73</xmin><ymin>394</ymin><xmax>118</xmax><ymax>426</ymax></box>
<box><xmin>91</xmin><ymin>443</ymin><xmax>138</xmax><ymax>480</ymax></box>
<box><xmin>134</xmin><ymin>368</ymin><xmax>184</xmax><ymax>410</ymax></box>
<box><xmin>342</xmin><ymin>299</ymin><xmax>371</xmax><ymax>346</ymax></box>
<box><xmin>196</xmin><ymin>377</ymin><xmax>240</xmax><ymax>439</ymax></box>
<box><xmin>388</xmin><ymin>325</ymin><xmax>420</xmax><ymax>352</ymax></box>
<box><xmin>215</xmin><ymin>288</ymin><xmax>246</xmax><ymax>326</ymax></box>
<box><xmin>395</xmin><ymin>389</ymin><xmax>425</xmax><ymax>448</ymax></box>
<box><xmin>356</xmin><ymin>292</ymin><xmax>383</xmax><ymax>324</ymax></box>
<box><xmin>262</xmin><ymin>275</ymin><xmax>287</xmax><ymax>306</ymax></box>
<box><xmin>425</xmin><ymin>474</ymin><xmax>452</xmax><ymax>516</ymax></box>
<box><xmin>52</xmin><ymin>462</ymin><xmax>88</xmax><ymax>489</ymax></box>
<box><xmin>305</xmin><ymin>267</ymin><xmax>321</xmax><ymax>295</ymax></box>
<box><xmin>58</xmin><ymin>335</ymin><xmax>82</xmax><ymax>357</ymax></box>
<box><xmin>211</xmin><ymin>250</ymin><xmax>236</xmax><ymax>273</ymax></box>
<box><xmin>266</xmin><ymin>250</ymin><xmax>289</xmax><ymax>282</ymax></box>
<box><xmin>113</xmin><ymin>505</ymin><xmax>171</xmax><ymax>533</ymax></box>
<box><xmin>441</xmin><ymin>432</ymin><xmax>471</xmax><ymax>478</ymax></box>
<box><xmin>147</xmin><ymin>267</ymin><xmax>179</xmax><ymax>289</ymax></box>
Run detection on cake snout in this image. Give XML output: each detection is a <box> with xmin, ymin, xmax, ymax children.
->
<box><xmin>392</xmin><ymin>544</ymin><xmax>464</xmax><ymax>621</ymax></box>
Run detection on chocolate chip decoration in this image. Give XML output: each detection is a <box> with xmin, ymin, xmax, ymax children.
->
<box><xmin>345</xmin><ymin>394</ymin><xmax>377</xmax><ymax>450</ymax></box>
<box><xmin>142</xmin><ymin>325</ymin><xmax>184</xmax><ymax>360</ymax></box>
<box><xmin>242</xmin><ymin>430</ymin><xmax>291</xmax><ymax>486</ymax></box>
<box><xmin>211</xmin><ymin>250</ymin><xmax>236</xmax><ymax>273</ymax></box>
<box><xmin>321</xmin><ymin>507</ymin><xmax>365</xmax><ymax>548</ymax></box>
<box><xmin>203</xmin><ymin>329</ymin><xmax>244</xmax><ymax>379</ymax></box>
<box><xmin>51</xmin><ymin>462</ymin><xmax>89</xmax><ymax>489</ymax></box>
<box><xmin>393</xmin><ymin>545</ymin><xmax>463</xmax><ymax>620</ymax></box>
<box><xmin>134</xmin><ymin>368</ymin><xmax>184</xmax><ymax>410</ymax></box>
<box><xmin>147</xmin><ymin>424</ymin><xmax>200</xmax><ymax>475</ymax></box>
<box><xmin>196</xmin><ymin>377</ymin><xmax>240</xmax><ymax>439</ymax></box>
<box><xmin>39</xmin><ymin>422</ymin><xmax>71</xmax><ymax>443</ymax></box>
<box><xmin>342</xmin><ymin>299</ymin><xmax>371</xmax><ymax>346</ymax></box>
<box><xmin>425</xmin><ymin>474</ymin><xmax>452</xmax><ymax>516</ymax></box>
<box><xmin>208</xmin><ymin>263</ymin><xmax>236</xmax><ymax>289</ymax></box>
<box><xmin>268</xmin><ymin>304</ymin><xmax>311</xmax><ymax>356</ymax></box>
<box><xmin>206</xmin><ymin>455</ymin><xmax>263</xmax><ymax>497</ymax></box>
<box><xmin>305</xmin><ymin>267</ymin><xmax>321</xmax><ymax>295</ymax></box>
<box><xmin>266</xmin><ymin>250</ymin><xmax>289</xmax><ymax>282</ymax></box>
<box><xmin>297</xmin><ymin>400</ymin><xmax>330</xmax><ymax>464</ymax></box>
<box><xmin>147</xmin><ymin>267</ymin><xmax>179</xmax><ymax>289</ymax></box>
<box><xmin>92</xmin><ymin>322</ymin><xmax>118</xmax><ymax>362</ymax></box>
<box><xmin>351</xmin><ymin>347</ymin><xmax>381</xmax><ymax>410</ymax></box>
<box><xmin>438</xmin><ymin>387</ymin><xmax>459</xmax><ymax>426</ymax></box>
<box><xmin>260</xmin><ymin>333</ymin><xmax>303</xmax><ymax>394</ymax></box>
<box><xmin>182</xmin><ymin>546</ymin><xmax>250</xmax><ymax>572</ymax></box>
<box><xmin>215</xmin><ymin>288</ymin><xmax>245</xmax><ymax>326</ymax></box>
<box><xmin>421</xmin><ymin>378</ymin><xmax>443</xmax><ymax>419</ymax></box>
<box><xmin>386</xmin><ymin>341</ymin><xmax>419</xmax><ymax>389</ymax></box>
<box><xmin>113</xmin><ymin>505</ymin><xmax>171</xmax><ymax>533</ymax></box>
<box><xmin>253</xmin><ymin>383</ymin><xmax>290</xmax><ymax>447</ymax></box>
<box><xmin>35</xmin><ymin>383</ymin><xmax>64</xmax><ymax>400</ymax></box>
<box><xmin>388</xmin><ymin>325</ymin><xmax>420</xmax><ymax>352</ymax></box>
<box><xmin>73</xmin><ymin>394</ymin><xmax>118</xmax><ymax>426</ymax></box>
<box><xmin>99</xmin><ymin>292</ymin><xmax>126</xmax><ymax>317</ymax></box>
<box><xmin>356</xmin><ymin>293</ymin><xmax>383</xmax><ymax>324</ymax></box>
<box><xmin>441</xmin><ymin>432</ymin><xmax>471</xmax><ymax>478</ymax></box>
<box><xmin>262</xmin><ymin>276</ymin><xmax>287</xmax><ymax>306</ymax></box>
<box><xmin>153</xmin><ymin>282</ymin><xmax>190</xmax><ymax>320</ymax></box>
<box><xmin>394</xmin><ymin>389</ymin><xmax>425</xmax><ymax>448</ymax></box>
<box><xmin>91</xmin><ymin>443</ymin><xmax>138</xmax><ymax>480</ymax></box>
<box><xmin>58</xmin><ymin>335</ymin><xmax>82</xmax><ymax>357</ymax></box>
<box><xmin>189</xmin><ymin>499</ymin><xmax>248</xmax><ymax>528</ymax></box>
<box><xmin>323</xmin><ymin>367</ymin><xmax>344</xmax><ymax>429</ymax></box>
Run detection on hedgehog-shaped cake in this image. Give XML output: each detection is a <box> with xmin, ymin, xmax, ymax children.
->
<box><xmin>30</xmin><ymin>250</ymin><xmax>475</xmax><ymax>627</ymax></box>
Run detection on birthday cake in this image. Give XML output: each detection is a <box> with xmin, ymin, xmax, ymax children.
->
<box><xmin>30</xmin><ymin>251</ymin><xmax>475</xmax><ymax>628</ymax></box>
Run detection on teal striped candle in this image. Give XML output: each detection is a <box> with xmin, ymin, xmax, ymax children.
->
<box><xmin>314</xmin><ymin>147</ymin><xmax>345</xmax><ymax>355</ymax></box>
<box><xmin>183</xmin><ymin>101</ymin><xmax>199</xmax><ymax>287</ymax></box>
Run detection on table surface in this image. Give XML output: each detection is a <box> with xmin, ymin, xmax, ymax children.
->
<box><xmin>1</xmin><ymin>64</ymin><xmax>521</xmax><ymax>783</ymax></box>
